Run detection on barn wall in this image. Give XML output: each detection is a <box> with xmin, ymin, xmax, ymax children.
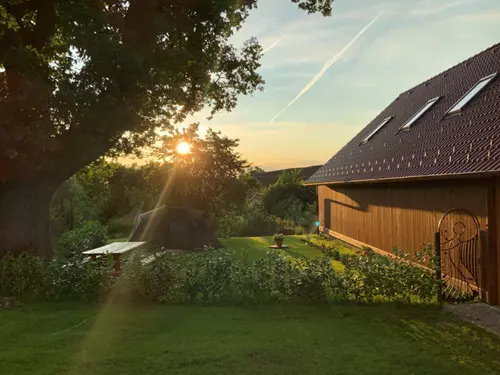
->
<box><xmin>318</xmin><ymin>180</ymin><xmax>488</xmax><ymax>256</ymax></box>
<box><xmin>491</xmin><ymin>179</ymin><xmax>500</xmax><ymax>304</ymax></box>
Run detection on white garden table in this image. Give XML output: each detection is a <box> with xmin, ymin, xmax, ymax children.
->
<box><xmin>82</xmin><ymin>242</ymin><xmax>146</xmax><ymax>274</ymax></box>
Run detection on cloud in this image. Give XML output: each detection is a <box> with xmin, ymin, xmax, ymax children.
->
<box><xmin>262</xmin><ymin>37</ymin><xmax>283</xmax><ymax>54</ymax></box>
<box><xmin>458</xmin><ymin>9</ymin><xmax>500</xmax><ymax>20</ymax></box>
<box><xmin>409</xmin><ymin>0</ymin><xmax>472</xmax><ymax>17</ymax></box>
<box><xmin>355</xmin><ymin>81</ymin><xmax>377</xmax><ymax>88</ymax></box>
<box><xmin>269</xmin><ymin>12</ymin><xmax>383</xmax><ymax>123</ymax></box>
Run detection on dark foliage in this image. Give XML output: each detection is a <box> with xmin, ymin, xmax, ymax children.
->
<box><xmin>55</xmin><ymin>220</ymin><xmax>108</xmax><ymax>258</ymax></box>
<box><xmin>0</xmin><ymin>0</ymin><xmax>334</xmax><ymax>256</ymax></box>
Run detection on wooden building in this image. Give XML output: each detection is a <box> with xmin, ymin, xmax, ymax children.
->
<box><xmin>305</xmin><ymin>43</ymin><xmax>500</xmax><ymax>304</ymax></box>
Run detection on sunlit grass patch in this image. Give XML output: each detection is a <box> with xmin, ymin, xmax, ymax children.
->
<box><xmin>1</xmin><ymin>303</ymin><xmax>499</xmax><ymax>375</ymax></box>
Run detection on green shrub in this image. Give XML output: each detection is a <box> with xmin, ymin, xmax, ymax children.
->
<box><xmin>0</xmin><ymin>253</ymin><xmax>46</xmax><ymax>299</ymax></box>
<box><xmin>239</xmin><ymin>200</ymin><xmax>279</xmax><ymax>236</ymax></box>
<box><xmin>46</xmin><ymin>258</ymin><xmax>114</xmax><ymax>301</ymax></box>
<box><xmin>0</xmin><ymin>253</ymin><xmax>113</xmax><ymax>302</ymax></box>
<box><xmin>116</xmin><ymin>247</ymin><xmax>438</xmax><ymax>305</ymax></box>
<box><xmin>340</xmin><ymin>245</ymin><xmax>437</xmax><ymax>303</ymax></box>
<box><xmin>294</xmin><ymin>225</ymin><xmax>306</xmax><ymax>235</ymax></box>
<box><xmin>107</xmin><ymin>217</ymin><xmax>135</xmax><ymax>238</ymax></box>
<box><xmin>1</xmin><ymin>242</ymin><xmax>438</xmax><ymax>305</ymax></box>
<box><xmin>56</xmin><ymin>220</ymin><xmax>108</xmax><ymax>257</ymax></box>
<box><xmin>272</xmin><ymin>233</ymin><xmax>284</xmax><ymax>244</ymax></box>
<box><xmin>303</xmin><ymin>234</ymin><xmax>357</xmax><ymax>257</ymax></box>
<box><xmin>215</xmin><ymin>210</ymin><xmax>246</xmax><ymax>238</ymax></box>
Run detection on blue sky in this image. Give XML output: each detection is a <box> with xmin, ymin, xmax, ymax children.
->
<box><xmin>184</xmin><ymin>0</ymin><xmax>500</xmax><ymax>171</ymax></box>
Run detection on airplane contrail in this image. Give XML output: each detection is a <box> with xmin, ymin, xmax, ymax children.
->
<box><xmin>270</xmin><ymin>13</ymin><xmax>383</xmax><ymax>123</ymax></box>
<box><xmin>262</xmin><ymin>37</ymin><xmax>282</xmax><ymax>54</ymax></box>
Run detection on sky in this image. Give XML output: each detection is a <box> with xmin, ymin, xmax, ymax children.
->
<box><xmin>178</xmin><ymin>0</ymin><xmax>500</xmax><ymax>171</ymax></box>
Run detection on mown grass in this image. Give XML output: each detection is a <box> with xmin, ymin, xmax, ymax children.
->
<box><xmin>221</xmin><ymin>235</ymin><xmax>351</xmax><ymax>271</ymax></box>
<box><xmin>106</xmin><ymin>237</ymin><xmax>128</xmax><ymax>244</ymax></box>
<box><xmin>1</xmin><ymin>303</ymin><xmax>500</xmax><ymax>375</ymax></box>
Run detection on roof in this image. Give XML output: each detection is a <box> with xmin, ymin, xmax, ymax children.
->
<box><xmin>306</xmin><ymin>43</ymin><xmax>500</xmax><ymax>186</ymax></box>
<box><xmin>254</xmin><ymin>165</ymin><xmax>321</xmax><ymax>186</ymax></box>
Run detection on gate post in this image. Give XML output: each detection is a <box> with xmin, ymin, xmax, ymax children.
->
<box><xmin>434</xmin><ymin>231</ymin><xmax>442</xmax><ymax>303</ymax></box>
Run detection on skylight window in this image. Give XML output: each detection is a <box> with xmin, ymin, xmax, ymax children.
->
<box><xmin>446</xmin><ymin>73</ymin><xmax>497</xmax><ymax>116</ymax></box>
<box><xmin>400</xmin><ymin>96</ymin><xmax>440</xmax><ymax>131</ymax></box>
<box><xmin>360</xmin><ymin>117</ymin><xmax>392</xmax><ymax>145</ymax></box>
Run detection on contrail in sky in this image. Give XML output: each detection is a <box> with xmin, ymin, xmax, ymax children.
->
<box><xmin>270</xmin><ymin>13</ymin><xmax>383</xmax><ymax>123</ymax></box>
<box><xmin>262</xmin><ymin>37</ymin><xmax>282</xmax><ymax>54</ymax></box>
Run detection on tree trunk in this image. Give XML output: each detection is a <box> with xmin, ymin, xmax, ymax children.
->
<box><xmin>0</xmin><ymin>181</ymin><xmax>58</xmax><ymax>259</ymax></box>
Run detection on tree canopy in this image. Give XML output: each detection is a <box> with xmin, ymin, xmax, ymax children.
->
<box><xmin>0</xmin><ymin>0</ymin><xmax>334</xmax><ymax>182</ymax></box>
<box><xmin>0</xmin><ymin>0</ymin><xmax>334</xmax><ymax>257</ymax></box>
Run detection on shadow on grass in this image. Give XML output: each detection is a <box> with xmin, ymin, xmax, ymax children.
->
<box><xmin>2</xmin><ymin>301</ymin><xmax>500</xmax><ymax>375</ymax></box>
<box><xmin>396</xmin><ymin>309</ymin><xmax>500</xmax><ymax>373</ymax></box>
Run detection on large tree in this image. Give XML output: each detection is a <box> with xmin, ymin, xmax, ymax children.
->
<box><xmin>155</xmin><ymin>123</ymin><xmax>249</xmax><ymax>215</ymax></box>
<box><xmin>0</xmin><ymin>0</ymin><xmax>334</xmax><ymax>257</ymax></box>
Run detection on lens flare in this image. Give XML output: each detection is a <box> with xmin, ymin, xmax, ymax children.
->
<box><xmin>176</xmin><ymin>141</ymin><xmax>191</xmax><ymax>155</ymax></box>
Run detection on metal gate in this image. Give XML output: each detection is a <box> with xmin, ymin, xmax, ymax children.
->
<box><xmin>435</xmin><ymin>209</ymin><xmax>483</xmax><ymax>302</ymax></box>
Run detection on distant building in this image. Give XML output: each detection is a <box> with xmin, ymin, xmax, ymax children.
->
<box><xmin>253</xmin><ymin>165</ymin><xmax>321</xmax><ymax>186</ymax></box>
<box><xmin>306</xmin><ymin>43</ymin><xmax>500</xmax><ymax>304</ymax></box>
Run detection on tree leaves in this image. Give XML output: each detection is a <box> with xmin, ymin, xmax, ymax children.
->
<box><xmin>0</xmin><ymin>0</ymin><xmax>334</xmax><ymax>181</ymax></box>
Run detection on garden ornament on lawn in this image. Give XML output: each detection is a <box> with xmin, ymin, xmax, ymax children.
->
<box><xmin>270</xmin><ymin>233</ymin><xmax>288</xmax><ymax>249</ymax></box>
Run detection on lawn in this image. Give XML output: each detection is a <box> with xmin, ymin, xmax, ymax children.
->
<box><xmin>221</xmin><ymin>235</ymin><xmax>352</xmax><ymax>271</ymax></box>
<box><xmin>106</xmin><ymin>237</ymin><xmax>128</xmax><ymax>244</ymax></box>
<box><xmin>1</xmin><ymin>303</ymin><xmax>500</xmax><ymax>375</ymax></box>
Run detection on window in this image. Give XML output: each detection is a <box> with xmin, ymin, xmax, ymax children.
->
<box><xmin>360</xmin><ymin>117</ymin><xmax>392</xmax><ymax>145</ymax></box>
<box><xmin>400</xmin><ymin>96</ymin><xmax>440</xmax><ymax>130</ymax></box>
<box><xmin>446</xmin><ymin>73</ymin><xmax>497</xmax><ymax>116</ymax></box>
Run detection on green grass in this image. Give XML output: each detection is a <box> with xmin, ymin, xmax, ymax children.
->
<box><xmin>1</xmin><ymin>303</ymin><xmax>500</xmax><ymax>375</ymax></box>
<box><xmin>221</xmin><ymin>235</ymin><xmax>350</xmax><ymax>271</ymax></box>
<box><xmin>106</xmin><ymin>237</ymin><xmax>128</xmax><ymax>244</ymax></box>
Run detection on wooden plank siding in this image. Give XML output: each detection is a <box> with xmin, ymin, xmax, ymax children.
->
<box><xmin>318</xmin><ymin>180</ymin><xmax>500</xmax><ymax>303</ymax></box>
<box><xmin>318</xmin><ymin>181</ymin><xmax>488</xmax><ymax>254</ymax></box>
<box><xmin>492</xmin><ymin>180</ymin><xmax>500</xmax><ymax>305</ymax></box>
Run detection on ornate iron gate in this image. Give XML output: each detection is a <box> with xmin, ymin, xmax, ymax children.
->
<box><xmin>435</xmin><ymin>209</ymin><xmax>482</xmax><ymax>302</ymax></box>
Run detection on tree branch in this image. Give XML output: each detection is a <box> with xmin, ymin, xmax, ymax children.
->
<box><xmin>31</xmin><ymin>0</ymin><xmax>57</xmax><ymax>49</ymax></box>
<box><xmin>123</xmin><ymin>0</ymin><xmax>159</xmax><ymax>57</ymax></box>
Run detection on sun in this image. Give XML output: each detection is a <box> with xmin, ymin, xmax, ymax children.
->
<box><xmin>176</xmin><ymin>141</ymin><xmax>191</xmax><ymax>155</ymax></box>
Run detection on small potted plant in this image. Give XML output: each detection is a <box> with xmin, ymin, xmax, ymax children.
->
<box><xmin>273</xmin><ymin>233</ymin><xmax>285</xmax><ymax>248</ymax></box>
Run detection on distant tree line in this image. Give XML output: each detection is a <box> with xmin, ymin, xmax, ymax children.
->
<box><xmin>50</xmin><ymin>126</ymin><xmax>317</xmax><ymax>247</ymax></box>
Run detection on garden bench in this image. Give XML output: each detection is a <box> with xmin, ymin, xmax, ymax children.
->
<box><xmin>82</xmin><ymin>241</ymin><xmax>146</xmax><ymax>274</ymax></box>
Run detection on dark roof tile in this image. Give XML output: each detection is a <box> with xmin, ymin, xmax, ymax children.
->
<box><xmin>307</xmin><ymin>43</ymin><xmax>500</xmax><ymax>185</ymax></box>
<box><xmin>254</xmin><ymin>165</ymin><xmax>321</xmax><ymax>186</ymax></box>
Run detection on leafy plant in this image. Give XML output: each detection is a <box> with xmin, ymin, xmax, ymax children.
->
<box><xmin>116</xmin><ymin>245</ymin><xmax>438</xmax><ymax>305</ymax></box>
<box><xmin>340</xmin><ymin>245</ymin><xmax>437</xmax><ymax>303</ymax></box>
<box><xmin>0</xmin><ymin>253</ymin><xmax>112</xmax><ymax>302</ymax></box>
<box><xmin>303</xmin><ymin>234</ymin><xmax>355</xmax><ymax>258</ymax></box>
<box><xmin>1</xmin><ymin>238</ymin><xmax>438</xmax><ymax>305</ymax></box>
<box><xmin>215</xmin><ymin>209</ymin><xmax>247</xmax><ymax>238</ymax></box>
<box><xmin>107</xmin><ymin>217</ymin><xmax>135</xmax><ymax>239</ymax></box>
<box><xmin>55</xmin><ymin>221</ymin><xmax>108</xmax><ymax>258</ymax></box>
<box><xmin>273</xmin><ymin>233</ymin><xmax>284</xmax><ymax>247</ymax></box>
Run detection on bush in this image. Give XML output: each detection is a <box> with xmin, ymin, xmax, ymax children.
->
<box><xmin>215</xmin><ymin>209</ymin><xmax>246</xmax><ymax>238</ymax></box>
<box><xmin>238</xmin><ymin>200</ymin><xmax>279</xmax><ymax>237</ymax></box>
<box><xmin>0</xmin><ymin>242</ymin><xmax>438</xmax><ymax>305</ymax></box>
<box><xmin>116</xmin><ymin>246</ymin><xmax>438</xmax><ymax>305</ymax></box>
<box><xmin>340</xmin><ymin>245</ymin><xmax>437</xmax><ymax>303</ymax></box>
<box><xmin>303</xmin><ymin>234</ymin><xmax>357</xmax><ymax>257</ymax></box>
<box><xmin>107</xmin><ymin>217</ymin><xmax>135</xmax><ymax>239</ymax></box>
<box><xmin>272</xmin><ymin>233</ymin><xmax>284</xmax><ymax>244</ymax></box>
<box><xmin>46</xmin><ymin>257</ymin><xmax>113</xmax><ymax>301</ymax></box>
<box><xmin>56</xmin><ymin>220</ymin><xmax>108</xmax><ymax>257</ymax></box>
<box><xmin>294</xmin><ymin>225</ymin><xmax>305</xmax><ymax>235</ymax></box>
<box><xmin>0</xmin><ymin>253</ymin><xmax>113</xmax><ymax>302</ymax></box>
